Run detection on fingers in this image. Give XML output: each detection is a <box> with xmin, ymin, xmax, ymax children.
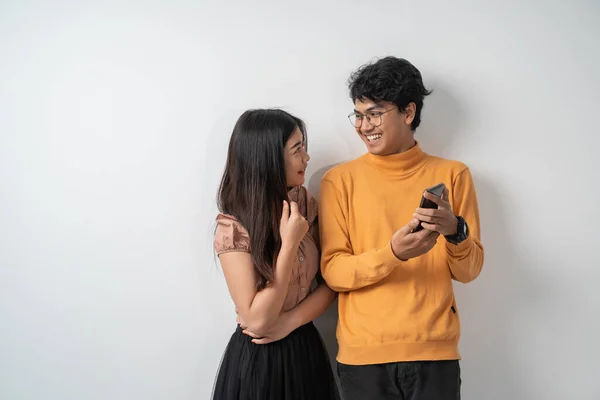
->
<box><xmin>415</xmin><ymin>222</ymin><xmax>438</xmax><ymax>237</ymax></box>
<box><xmin>415</xmin><ymin>207</ymin><xmax>440</xmax><ymax>217</ymax></box>
<box><xmin>420</xmin><ymin>222</ymin><xmax>438</xmax><ymax>233</ymax></box>
<box><xmin>242</xmin><ymin>330</ymin><xmax>262</xmax><ymax>339</ymax></box>
<box><xmin>252</xmin><ymin>337</ymin><xmax>273</xmax><ymax>345</ymax></box>
<box><xmin>408</xmin><ymin>218</ymin><xmax>420</xmax><ymax>230</ymax></box>
<box><xmin>423</xmin><ymin>191</ymin><xmax>451</xmax><ymax>210</ymax></box>
<box><xmin>427</xmin><ymin>229</ymin><xmax>441</xmax><ymax>239</ymax></box>
<box><xmin>415</xmin><ymin>208</ymin><xmax>456</xmax><ymax>231</ymax></box>
<box><xmin>414</xmin><ymin>210</ymin><xmax>440</xmax><ymax>223</ymax></box>
<box><xmin>441</xmin><ymin>187</ymin><xmax>449</xmax><ymax>201</ymax></box>
<box><xmin>283</xmin><ymin>200</ymin><xmax>289</xmax><ymax>215</ymax></box>
<box><xmin>289</xmin><ymin>201</ymin><xmax>300</xmax><ymax>216</ymax></box>
<box><xmin>399</xmin><ymin>219</ymin><xmax>420</xmax><ymax>236</ymax></box>
<box><xmin>283</xmin><ymin>200</ymin><xmax>290</xmax><ymax>217</ymax></box>
<box><xmin>422</xmin><ymin>190</ymin><xmax>441</xmax><ymax>205</ymax></box>
<box><xmin>280</xmin><ymin>200</ymin><xmax>289</xmax><ymax>222</ymax></box>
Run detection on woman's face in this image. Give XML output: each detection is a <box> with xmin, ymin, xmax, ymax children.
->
<box><xmin>284</xmin><ymin>128</ymin><xmax>310</xmax><ymax>188</ymax></box>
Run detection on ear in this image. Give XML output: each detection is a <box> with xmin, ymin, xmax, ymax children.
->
<box><xmin>403</xmin><ymin>102</ymin><xmax>416</xmax><ymax>126</ymax></box>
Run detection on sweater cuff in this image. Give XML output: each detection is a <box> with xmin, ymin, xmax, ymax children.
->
<box><xmin>376</xmin><ymin>242</ymin><xmax>403</xmax><ymax>269</ymax></box>
<box><xmin>445</xmin><ymin>235</ymin><xmax>472</xmax><ymax>256</ymax></box>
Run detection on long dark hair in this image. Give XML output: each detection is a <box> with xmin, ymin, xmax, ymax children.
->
<box><xmin>217</xmin><ymin>109</ymin><xmax>306</xmax><ymax>289</ymax></box>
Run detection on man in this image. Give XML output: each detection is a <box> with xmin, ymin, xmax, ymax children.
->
<box><xmin>319</xmin><ymin>56</ymin><xmax>484</xmax><ymax>400</ymax></box>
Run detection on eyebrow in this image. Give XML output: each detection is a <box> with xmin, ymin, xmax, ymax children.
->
<box><xmin>289</xmin><ymin>140</ymin><xmax>303</xmax><ymax>150</ymax></box>
<box><xmin>353</xmin><ymin>105</ymin><xmax>385</xmax><ymax>113</ymax></box>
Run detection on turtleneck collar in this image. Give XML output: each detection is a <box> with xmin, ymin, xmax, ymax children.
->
<box><xmin>362</xmin><ymin>141</ymin><xmax>427</xmax><ymax>176</ymax></box>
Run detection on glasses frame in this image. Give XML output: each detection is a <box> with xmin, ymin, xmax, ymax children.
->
<box><xmin>347</xmin><ymin>107</ymin><xmax>397</xmax><ymax>128</ymax></box>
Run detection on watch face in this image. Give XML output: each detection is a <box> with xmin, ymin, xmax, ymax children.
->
<box><xmin>457</xmin><ymin>217</ymin><xmax>467</xmax><ymax>240</ymax></box>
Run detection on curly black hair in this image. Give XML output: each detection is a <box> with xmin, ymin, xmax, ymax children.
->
<box><xmin>348</xmin><ymin>56</ymin><xmax>432</xmax><ymax>131</ymax></box>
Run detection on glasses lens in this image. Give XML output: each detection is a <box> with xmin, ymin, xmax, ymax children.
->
<box><xmin>368</xmin><ymin>113</ymin><xmax>382</xmax><ymax>127</ymax></box>
<box><xmin>348</xmin><ymin>114</ymin><xmax>361</xmax><ymax>127</ymax></box>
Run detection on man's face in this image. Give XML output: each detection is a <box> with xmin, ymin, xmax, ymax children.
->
<box><xmin>351</xmin><ymin>99</ymin><xmax>416</xmax><ymax>156</ymax></box>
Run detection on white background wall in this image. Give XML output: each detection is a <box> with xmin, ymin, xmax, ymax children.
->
<box><xmin>1</xmin><ymin>1</ymin><xmax>599</xmax><ymax>399</ymax></box>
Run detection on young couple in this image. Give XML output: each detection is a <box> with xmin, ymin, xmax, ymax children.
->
<box><xmin>211</xmin><ymin>56</ymin><xmax>484</xmax><ymax>400</ymax></box>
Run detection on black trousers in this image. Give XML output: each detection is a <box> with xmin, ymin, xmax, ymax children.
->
<box><xmin>337</xmin><ymin>360</ymin><xmax>461</xmax><ymax>400</ymax></box>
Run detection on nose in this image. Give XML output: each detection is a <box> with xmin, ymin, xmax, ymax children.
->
<box><xmin>304</xmin><ymin>151</ymin><xmax>310</xmax><ymax>164</ymax></box>
<box><xmin>360</xmin><ymin>118</ymin><xmax>374</xmax><ymax>133</ymax></box>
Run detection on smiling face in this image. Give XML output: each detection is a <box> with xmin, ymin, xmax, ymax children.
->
<box><xmin>284</xmin><ymin>128</ymin><xmax>310</xmax><ymax>187</ymax></box>
<box><xmin>352</xmin><ymin>99</ymin><xmax>418</xmax><ymax>156</ymax></box>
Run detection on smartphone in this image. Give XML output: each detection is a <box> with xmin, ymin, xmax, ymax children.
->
<box><xmin>412</xmin><ymin>182</ymin><xmax>446</xmax><ymax>233</ymax></box>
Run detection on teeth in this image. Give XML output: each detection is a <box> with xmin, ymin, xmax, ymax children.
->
<box><xmin>367</xmin><ymin>134</ymin><xmax>382</xmax><ymax>141</ymax></box>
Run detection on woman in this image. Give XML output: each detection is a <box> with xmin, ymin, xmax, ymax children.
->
<box><xmin>212</xmin><ymin>109</ymin><xmax>340</xmax><ymax>399</ymax></box>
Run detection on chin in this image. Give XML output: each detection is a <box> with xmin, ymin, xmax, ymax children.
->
<box><xmin>363</xmin><ymin>142</ymin><xmax>384</xmax><ymax>155</ymax></box>
<box><xmin>287</xmin><ymin>179</ymin><xmax>304</xmax><ymax>188</ymax></box>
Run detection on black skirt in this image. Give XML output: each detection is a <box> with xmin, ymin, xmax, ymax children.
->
<box><xmin>212</xmin><ymin>322</ymin><xmax>341</xmax><ymax>400</ymax></box>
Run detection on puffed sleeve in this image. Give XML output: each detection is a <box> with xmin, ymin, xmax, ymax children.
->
<box><xmin>214</xmin><ymin>213</ymin><xmax>251</xmax><ymax>255</ymax></box>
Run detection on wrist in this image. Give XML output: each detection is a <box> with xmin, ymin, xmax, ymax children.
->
<box><xmin>277</xmin><ymin>244</ymin><xmax>298</xmax><ymax>266</ymax></box>
<box><xmin>445</xmin><ymin>216</ymin><xmax>469</xmax><ymax>245</ymax></box>
<box><xmin>449</xmin><ymin>220</ymin><xmax>458</xmax><ymax>236</ymax></box>
<box><xmin>280</xmin><ymin>239</ymin><xmax>299</xmax><ymax>254</ymax></box>
<box><xmin>390</xmin><ymin>241</ymin><xmax>408</xmax><ymax>262</ymax></box>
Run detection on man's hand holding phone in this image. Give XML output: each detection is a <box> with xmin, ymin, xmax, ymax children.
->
<box><xmin>414</xmin><ymin>187</ymin><xmax>458</xmax><ymax>236</ymax></box>
<box><xmin>390</xmin><ymin>183</ymin><xmax>459</xmax><ymax>261</ymax></box>
<box><xmin>391</xmin><ymin>219</ymin><xmax>440</xmax><ymax>261</ymax></box>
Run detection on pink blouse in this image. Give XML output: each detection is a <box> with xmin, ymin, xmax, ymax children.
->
<box><xmin>214</xmin><ymin>186</ymin><xmax>320</xmax><ymax>311</ymax></box>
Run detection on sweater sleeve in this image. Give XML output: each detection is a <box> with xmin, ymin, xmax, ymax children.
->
<box><xmin>446</xmin><ymin>167</ymin><xmax>484</xmax><ymax>283</ymax></box>
<box><xmin>319</xmin><ymin>178</ymin><xmax>402</xmax><ymax>292</ymax></box>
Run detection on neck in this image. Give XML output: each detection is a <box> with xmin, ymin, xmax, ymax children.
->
<box><xmin>363</xmin><ymin>140</ymin><xmax>427</xmax><ymax>176</ymax></box>
<box><xmin>390</xmin><ymin>137</ymin><xmax>417</xmax><ymax>155</ymax></box>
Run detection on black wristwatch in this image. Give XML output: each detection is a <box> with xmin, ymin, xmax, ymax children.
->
<box><xmin>445</xmin><ymin>216</ymin><xmax>469</xmax><ymax>245</ymax></box>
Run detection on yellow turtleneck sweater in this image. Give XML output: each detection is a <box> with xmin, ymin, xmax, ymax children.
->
<box><xmin>318</xmin><ymin>143</ymin><xmax>484</xmax><ymax>365</ymax></box>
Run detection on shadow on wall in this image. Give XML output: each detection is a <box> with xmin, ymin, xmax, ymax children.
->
<box><xmin>308</xmin><ymin>164</ymin><xmax>342</xmax><ymax>375</ymax></box>
<box><xmin>417</xmin><ymin>80</ymin><xmax>465</xmax><ymax>157</ymax></box>
<box><xmin>456</xmin><ymin>175</ymin><xmax>526</xmax><ymax>400</ymax></box>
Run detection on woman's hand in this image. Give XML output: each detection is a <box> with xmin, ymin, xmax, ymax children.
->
<box><xmin>279</xmin><ymin>200</ymin><xmax>308</xmax><ymax>249</ymax></box>
<box><xmin>242</xmin><ymin>312</ymin><xmax>295</xmax><ymax>345</ymax></box>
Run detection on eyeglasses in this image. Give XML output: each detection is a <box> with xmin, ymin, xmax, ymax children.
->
<box><xmin>347</xmin><ymin>108</ymin><xmax>396</xmax><ymax>128</ymax></box>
